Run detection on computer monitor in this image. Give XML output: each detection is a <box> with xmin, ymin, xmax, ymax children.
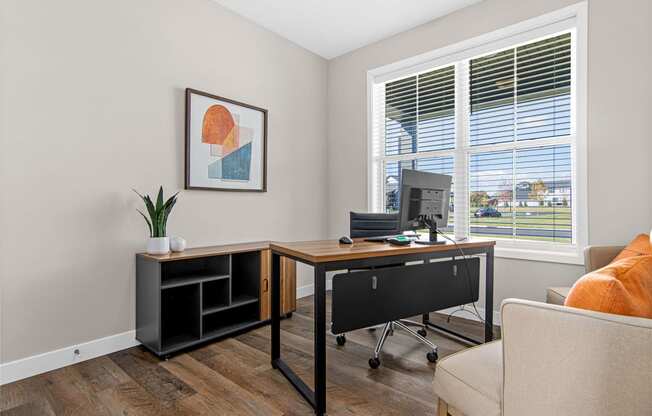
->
<box><xmin>398</xmin><ymin>169</ymin><xmax>452</xmax><ymax>245</ymax></box>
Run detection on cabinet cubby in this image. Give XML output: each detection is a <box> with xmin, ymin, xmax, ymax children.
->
<box><xmin>161</xmin><ymin>255</ymin><xmax>229</xmax><ymax>288</ymax></box>
<box><xmin>202</xmin><ymin>278</ymin><xmax>230</xmax><ymax>311</ymax></box>
<box><xmin>231</xmin><ymin>251</ymin><xmax>260</xmax><ymax>301</ymax></box>
<box><xmin>202</xmin><ymin>302</ymin><xmax>260</xmax><ymax>339</ymax></box>
<box><xmin>161</xmin><ymin>284</ymin><xmax>200</xmax><ymax>350</ymax></box>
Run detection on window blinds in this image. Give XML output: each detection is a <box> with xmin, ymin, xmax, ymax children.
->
<box><xmin>376</xmin><ymin>31</ymin><xmax>575</xmax><ymax>245</ymax></box>
<box><xmin>384</xmin><ymin>66</ymin><xmax>455</xmax><ymax>156</ymax></box>
<box><xmin>469</xmin><ymin>32</ymin><xmax>571</xmax><ymax>145</ymax></box>
<box><xmin>469</xmin><ymin>145</ymin><xmax>572</xmax><ymax>243</ymax></box>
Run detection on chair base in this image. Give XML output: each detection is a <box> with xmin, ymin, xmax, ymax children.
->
<box><xmin>369</xmin><ymin>319</ymin><xmax>438</xmax><ymax>368</ymax></box>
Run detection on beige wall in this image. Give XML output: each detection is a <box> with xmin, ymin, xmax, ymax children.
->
<box><xmin>0</xmin><ymin>0</ymin><xmax>327</xmax><ymax>363</ymax></box>
<box><xmin>327</xmin><ymin>0</ymin><xmax>652</xmax><ymax>310</ymax></box>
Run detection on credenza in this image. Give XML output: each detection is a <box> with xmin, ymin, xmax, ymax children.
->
<box><xmin>136</xmin><ymin>241</ymin><xmax>296</xmax><ymax>357</ymax></box>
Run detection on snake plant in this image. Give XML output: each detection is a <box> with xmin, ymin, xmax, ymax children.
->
<box><xmin>133</xmin><ymin>186</ymin><xmax>178</xmax><ymax>238</ymax></box>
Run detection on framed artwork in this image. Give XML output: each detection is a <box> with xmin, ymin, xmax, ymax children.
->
<box><xmin>185</xmin><ymin>88</ymin><xmax>267</xmax><ymax>191</ymax></box>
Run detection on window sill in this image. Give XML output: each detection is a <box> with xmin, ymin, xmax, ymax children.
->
<box><xmin>492</xmin><ymin>245</ymin><xmax>584</xmax><ymax>265</ymax></box>
<box><xmin>441</xmin><ymin>234</ymin><xmax>585</xmax><ymax>265</ymax></box>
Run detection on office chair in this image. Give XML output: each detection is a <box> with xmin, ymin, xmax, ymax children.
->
<box><xmin>334</xmin><ymin>212</ymin><xmax>438</xmax><ymax>368</ymax></box>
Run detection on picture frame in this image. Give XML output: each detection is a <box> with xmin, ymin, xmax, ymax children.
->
<box><xmin>185</xmin><ymin>88</ymin><xmax>268</xmax><ymax>192</ymax></box>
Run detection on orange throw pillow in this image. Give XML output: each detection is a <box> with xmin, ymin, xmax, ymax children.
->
<box><xmin>613</xmin><ymin>233</ymin><xmax>652</xmax><ymax>261</ymax></box>
<box><xmin>565</xmin><ymin>255</ymin><xmax>652</xmax><ymax>319</ymax></box>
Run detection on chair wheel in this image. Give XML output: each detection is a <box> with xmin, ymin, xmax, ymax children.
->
<box><xmin>417</xmin><ymin>328</ymin><xmax>427</xmax><ymax>337</ymax></box>
<box><xmin>368</xmin><ymin>327</ymin><xmax>377</xmax><ymax>332</ymax></box>
<box><xmin>427</xmin><ymin>351</ymin><xmax>438</xmax><ymax>363</ymax></box>
<box><xmin>285</xmin><ymin>312</ymin><xmax>293</xmax><ymax>319</ymax></box>
<box><xmin>368</xmin><ymin>357</ymin><xmax>381</xmax><ymax>369</ymax></box>
<box><xmin>336</xmin><ymin>335</ymin><xmax>346</xmax><ymax>346</ymax></box>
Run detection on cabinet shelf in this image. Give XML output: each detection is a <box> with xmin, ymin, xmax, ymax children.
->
<box><xmin>161</xmin><ymin>273</ymin><xmax>229</xmax><ymax>289</ymax></box>
<box><xmin>161</xmin><ymin>333</ymin><xmax>199</xmax><ymax>351</ymax></box>
<box><xmin>202</xmin><ymin>301</ymin><xmax>259</xmax><ymax>339</ymax></box>
<box><xmin>202</xmin><ymin>294</ymin><xmax>259</xmax><ymax>316</ymax></box>
<box><xmin>201</xmin><ymin>319</ymin><xmax>260</xmax><ymax>340</ymax></box>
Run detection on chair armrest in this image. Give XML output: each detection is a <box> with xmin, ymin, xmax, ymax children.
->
<box><xmin>500</xmin><ymin>299</ymin><xmax>652</xmax><ymax>416</ymax></box>
<box><xmin>583</xmin><ymin>245</ymin><xmax>624</xmax><ymax>273</ymax></box>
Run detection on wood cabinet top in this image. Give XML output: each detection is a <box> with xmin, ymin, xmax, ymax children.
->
<box><xmin>138</xmin><ymin>241</ymin><xmax>271</xmax><ymax>262</ymax></box>
<box><xmin>269</xmin><ymin>239</ymin><xmax>495</xmax><ymax>264</ymax></box>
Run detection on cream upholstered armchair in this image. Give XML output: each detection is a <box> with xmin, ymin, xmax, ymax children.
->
<box><xmin>433</xmin><ymin>298</ymin><xmax>652</xmax><ymax>416</ymax></box>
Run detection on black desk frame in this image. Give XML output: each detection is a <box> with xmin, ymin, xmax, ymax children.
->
<box><xmin>270</xmin><ymin>245</ymin><xmax>494</xmax><ymax>415</ymax></box>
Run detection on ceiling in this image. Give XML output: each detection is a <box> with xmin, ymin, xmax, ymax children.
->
<box><xmin>212</xmin><ymin>0</ymin><xmax>483</xmax><ymax>59</ymax></box>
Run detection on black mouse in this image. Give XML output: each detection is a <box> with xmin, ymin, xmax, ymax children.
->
<box><xmin>339</xmin><ymin>236</ymin><xmax>353</xmax><ymax>244</ymax></box>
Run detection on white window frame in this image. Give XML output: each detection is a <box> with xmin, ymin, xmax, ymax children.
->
<box><xmin>367</xmin><ymin>3</ymin><xmax>588</xmax><ymax>265</ymax></box>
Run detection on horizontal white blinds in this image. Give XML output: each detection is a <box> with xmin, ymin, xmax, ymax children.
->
<box><xmin>469</xmin><ymin>49</ymin><xmax>515</xmax><ymax>146</ymax></box>
<box><xmin>469</xmin><ymin>144</ymin><xmax>572</xmax><ymax>243</ymax></box>
<box><xmin>376</xmin><ymin>30</ymin><xmax>575</xmax><ymax>246</ymax></box>
<box><xmin>517</xmin><ymin>33</ymin><xmax>571</xmax><ymax>140</ymax></box>
<box><xmin>384</xmin><ymin>65</ymin><xmax>455</xmax><ymax>156</ymax></box>
<box><xmin>469</xmin><ymin>32</ymin><xmax>571</xmax><ymax>146</ymax></box>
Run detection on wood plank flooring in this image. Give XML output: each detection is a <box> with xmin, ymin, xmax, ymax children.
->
<box><xmin>0</xmin><ymin>293</ymin><xmax>499</xmax><ymax>415</ymax></box>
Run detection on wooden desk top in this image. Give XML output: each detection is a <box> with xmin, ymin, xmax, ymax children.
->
<box><xmin>138</xmin><ymin>241</ymin><xmax>271</xmax><ymax>262</ymax></box>
<box><xmin>269</xmin><ymin>239</ymin><xmax>495</xmax><ymax>264</ymax></box>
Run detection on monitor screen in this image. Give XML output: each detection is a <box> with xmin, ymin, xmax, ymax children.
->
<box><xmin>398</xmin><ymin>169</ymin><xmax>452</xmax><ymax>232</ymax></box>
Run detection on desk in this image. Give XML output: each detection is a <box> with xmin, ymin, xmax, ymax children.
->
<box><xmin>270</xmin><ymin>239</ymin><xmax>495</xmax><ymax>415</ymax></box>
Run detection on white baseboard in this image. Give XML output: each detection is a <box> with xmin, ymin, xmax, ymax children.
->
<box><xmin>3</xmin><ymin>285</ymin><xmax>497</xmax><ymax>386</ymax></box>
<box><xmin>297</xmin><ymin>279</ymin><xmax>333</xmax><ymax>299</ymax></box>
<box><xmin>297</xmin><ymin>282</ymin><xmax>501</xmax><ymax>325</ymax></box>
<box><xmin>437</xmin><ymin>305</ymin><xmax>501</xmax><ymax>326</ymax></box>
<box><xmin>0</xmin><ymin>330</ymin><xmax>139</xmax><ymax>385</ymax></box>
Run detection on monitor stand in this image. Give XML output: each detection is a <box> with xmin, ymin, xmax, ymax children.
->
<box><xmin>414</xmin><ymin>217</ymin><xmax>446</xmax><ymax>245</ymax></box>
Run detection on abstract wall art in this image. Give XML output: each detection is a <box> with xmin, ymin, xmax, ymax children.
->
<box><xmin>185</xmin><ymin>88</ymin><xmax>267</xmax><ymax>191</ymax></box>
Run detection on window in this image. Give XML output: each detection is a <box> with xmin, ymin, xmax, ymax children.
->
<box><xmin>368</xmin><ymin>5</ymin><xmax>587</xmax><ymax>263</ymax></box>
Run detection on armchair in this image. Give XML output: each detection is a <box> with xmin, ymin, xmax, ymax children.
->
<box><xmin>434</xmin><ymin>298</ymin><xmax>652</xmax><ymax>416</ymax></box>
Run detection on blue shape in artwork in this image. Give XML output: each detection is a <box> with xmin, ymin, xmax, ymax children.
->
<box><xmin>222</xmin><ymin>142</ymin><xmax>252</xmax><ymax>180</ymax></box>
<box><xmin>207</xmin><ymin>158</ymin><xmax>222</xmax><ymax>179</ymax></box>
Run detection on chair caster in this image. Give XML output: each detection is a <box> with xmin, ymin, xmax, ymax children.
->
<box><xmin>427</xmin><ymin>351</ymin><xmax>438</xmax><ymax>363</ymax></box>
<box><xmin>336</xmin><ymin>335</ymin><xmax>346</xmax><ymax>346</ymax></box>
<box><xmin>368</xmin><ymin>327</ymin><xmax>377</xmax><ymax>332</ymax></box>
<box><xmin>417</xmin><ymin>328</ymin><xmax>427</xmax><ymax>337</ymax></box>
<box><xmin>285</xmin><ymin>312</ymin><xmax>293</xmax><ymax>319</ymax></box>
<box><xmin>368</xmin><ymin>357</ymin><xmax>381</xmax><ymax>369</ymax></box>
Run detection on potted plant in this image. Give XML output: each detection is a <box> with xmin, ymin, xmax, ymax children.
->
<box><xmin>133</xmin><ymin>186</ymin><xmax>178</xmax><ymax>254</ymax></box>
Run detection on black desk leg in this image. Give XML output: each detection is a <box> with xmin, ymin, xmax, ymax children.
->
<box><xmin>271</xmin><ymin>253</ymin><xmax>281</xmax><ymax>364</ymax></box>
<box><xmin>314</xmin><ymin>264</ymin><xmax>327</xmax><ymax>415</ymax></box>
<box><xmin>484</xmin><ymin>246</ymin><xmax>494</xmax><ymax>342</ymax></box>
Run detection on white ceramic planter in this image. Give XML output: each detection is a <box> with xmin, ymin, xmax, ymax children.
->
<box><xmin>147</xmin><ymin>237</ymin><xmax>170</xmax><ymax>255</ymax></box>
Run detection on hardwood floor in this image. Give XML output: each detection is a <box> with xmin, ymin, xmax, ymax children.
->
<box><xmin>0</xmin><ymin>293</ymin><xmax>499</xmax><ymax>415</ymax></box>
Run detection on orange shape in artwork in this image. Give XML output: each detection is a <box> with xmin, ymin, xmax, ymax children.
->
<box><xmin>222</xmin><ymin>128</ymin><xmax>239</xmax><ymax>155</ymax></box>
<box><xmin>202</xmin><ymin>105</ymin><xmax>239</xmax><ymax>155</ymax></box>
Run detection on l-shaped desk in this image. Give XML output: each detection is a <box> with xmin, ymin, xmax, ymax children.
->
<box><xmin>269</xmin><ymin>238</ymin><xmax>496</xmax><ymax>415</ymax></box>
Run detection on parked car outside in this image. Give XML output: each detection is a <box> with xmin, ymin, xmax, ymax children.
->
<box><xmin>474</xmin><ymin>207</ymin><xmax>502</xmax><ymax>217</ymax></box>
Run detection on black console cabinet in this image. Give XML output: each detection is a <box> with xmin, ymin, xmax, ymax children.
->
<box><xmin>136</xmin><ymin>242</ymin><xmax>296</xmax><ymax>357</ymax></box>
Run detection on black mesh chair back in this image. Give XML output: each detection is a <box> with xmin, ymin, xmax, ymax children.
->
<box><xmin>349</xmin><ymin>212</ymin><xmax>400</xmax><ymax>238</ymax></box>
